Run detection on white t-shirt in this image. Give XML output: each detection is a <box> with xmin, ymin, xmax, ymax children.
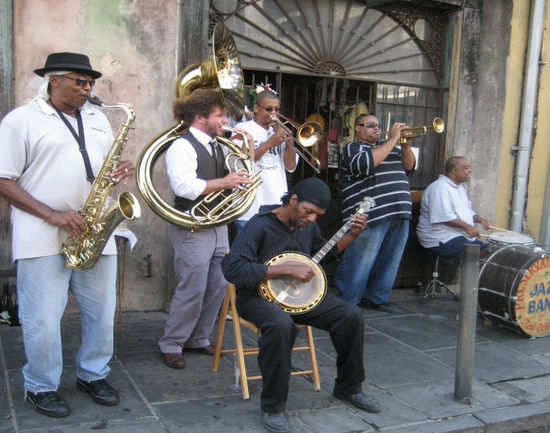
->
<box><xmin>416</xmin><ymin>174</ymin><xmax>476</xmax><ymax>248</ymax></box>
<box><xmin>0</xmin><ymin>98</ymin><xmax>116</xmax><ymax>260</ymax></box>
<box><xmin>234</xmin><ymin>119</ymin><xmax>298</xmax><ymax>222</ymax></box>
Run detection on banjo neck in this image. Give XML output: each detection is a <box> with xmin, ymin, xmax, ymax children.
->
<box><xmin>311</xmin><ymin>196</ymin><xmax>375</xmax><ymax>265</ymax></box>
<box><xmin>311</xmin><ymin>219</ymin><xmax>354</xmax><ymax>264</ymax></box>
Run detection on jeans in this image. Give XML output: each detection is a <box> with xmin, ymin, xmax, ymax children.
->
<box><xmin>335</xmin><ymin>219</ymin><xmax>409</xmax><ymax>305</ymax></box>
<box><xmin>17</xmin><ymin>254</ymin><xmax>117</xmax><ymax>393</ymax></box>
<box><xmin>429</xmin><ymin>236</ymin><xmax>487</xmax><ymax>257</ymax></box>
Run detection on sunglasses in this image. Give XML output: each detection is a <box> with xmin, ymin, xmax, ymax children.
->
<box><xmin>260</xmin><ymin>106</ymin><xmax>280</xmax><ymax>113</ymax></box>
<box><xmin>357</xmin><ymin>122</ymin><xmax>379</xmax><ymax>128</ymax></box>
<box><xmin>60</xmin><ymin>76</ymin><xmax>96</xmax><ymax>88</ymax></box>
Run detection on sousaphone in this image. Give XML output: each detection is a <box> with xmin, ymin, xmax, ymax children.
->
<box><xmin>136</xmin><ymin>23</ymin><xmax>260</xmax><ymax>230</ymax></box>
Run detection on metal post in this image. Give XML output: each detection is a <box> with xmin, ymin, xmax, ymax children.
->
<box><xmin>454</xmin><ymin>243</ymin><xmax>480</xmax><ymax>402</ymax></box>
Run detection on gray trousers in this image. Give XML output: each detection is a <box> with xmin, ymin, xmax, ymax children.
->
<box><xmin>158</xmin><ymin>224</ymin><xmax>228</xmax><ymax>354</ymax></box>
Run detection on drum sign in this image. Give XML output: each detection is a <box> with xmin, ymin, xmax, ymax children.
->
<box><xmin>479</xmin><ymin>245</ymin><xmax>550</xmax><ymax>337</ymax></box>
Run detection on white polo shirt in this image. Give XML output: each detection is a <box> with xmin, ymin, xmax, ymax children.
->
<box><xmin>416</xmin><ymin>174</ymin><xmax>476</xmax><ymax>248</ymax></box>
<box><xmin>0</xmin><ymin>98</ymin><xmax>116</xmax><ymax>260</ymax></box>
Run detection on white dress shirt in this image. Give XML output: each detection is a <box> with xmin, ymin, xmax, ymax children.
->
<box><xmin>165</xmin><ymin>126</ymin><xmax>218</xmax><ymax>200</ymax></box>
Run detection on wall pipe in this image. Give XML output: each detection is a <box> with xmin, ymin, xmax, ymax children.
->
<box><xmin>510</xmin><ymin>0</ymin><xmax>546</xmax><ymax>232</ymax></box>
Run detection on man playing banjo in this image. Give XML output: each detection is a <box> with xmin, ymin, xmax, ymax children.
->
<box><xmin>221</xmin><ymin>177</ymin><xmax>380</xmax><ymax>433</ymax></box>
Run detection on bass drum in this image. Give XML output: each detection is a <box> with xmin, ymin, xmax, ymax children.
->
<box><xmin>479</xmin><ymin>244</ymin><xmax>550</xmax><ymax>337</ymax></box>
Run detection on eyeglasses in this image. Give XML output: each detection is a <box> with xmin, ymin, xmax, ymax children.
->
<box><xmin>356</xmin><ymin>122</ymin><xmax>379</xmax><ymax>128</ymax></box>
<box><xmin>60</xmin><ymin>76</ymin><xmax>96</xmax><ymax>88</ymax></box>
<box><xmin>260</xmin><ymin>105</ymin><xmax>280</xmax><ymax>113</ymax></box>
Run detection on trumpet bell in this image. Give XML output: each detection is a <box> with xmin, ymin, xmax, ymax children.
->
<box><xmin>297</xmin><ymin>121</ymin><xmax>323</xmax><ymax>148</ymax></box>
<box><xmin>433</xmin><ymin>117</ymin><xmax>445</xmax><ymax>134</ymax></box>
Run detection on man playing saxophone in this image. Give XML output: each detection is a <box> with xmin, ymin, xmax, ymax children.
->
<box><xmin>159</xmin><ymin>88</ymin><xmax>252</xmax><ymax>369</ymax></box>
<box><xmin>0</xmin><ymin>52</ymin><xmax>133</xmax><ymax>418</ymax></box>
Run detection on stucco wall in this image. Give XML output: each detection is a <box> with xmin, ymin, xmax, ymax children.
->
<box><xmin>12</xmin><ymin>0</ymin><xmax>180</xmax><ymax>311</ymax></box>
<box><xmin>525</xmin><ymin>0</ymin><xmax>550</xmax><ymax>239</ymax></box>
<box><xmin>496</xmin><ymin>0</ymin><xmax>550</xmax><ymax>240</ymax></box>
<box><xmin>448</xmin><ymin>0</ymin><xmax>512</xmax><ymax>224</ymax></box>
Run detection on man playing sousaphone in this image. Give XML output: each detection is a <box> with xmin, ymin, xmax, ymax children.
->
<box><xmin>159</xmin><ymin>88</ymin><xmax>253</xmax><ymax>369</ymax></box>
<box><xmin>222</xmin><ymin>177</ymin><xmax>380</xmax><ymax>433</ymax></box>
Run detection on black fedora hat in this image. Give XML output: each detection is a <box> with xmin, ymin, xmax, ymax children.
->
<box><xmin>34</xmin><ymin>52</ymin><xmax>102</xmax><ymax>79</ymax></box>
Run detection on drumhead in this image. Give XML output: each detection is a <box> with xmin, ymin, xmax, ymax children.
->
<box><xmin>487</xmin><ymin>231</ymin><xmax>534</xmax><ymax>245</ymax></box>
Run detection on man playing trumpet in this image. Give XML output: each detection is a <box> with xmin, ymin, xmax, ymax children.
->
<box><xmin>336</xmin><ymin>113</ymin><xmax>415</xmax><ymax>311</ymax></box>
<box><xmin>232</xmin><ymin>85</ymin><xmax>299</xmax><ymax>234</ymax></box>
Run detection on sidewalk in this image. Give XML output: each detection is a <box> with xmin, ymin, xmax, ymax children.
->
<box><xmin>2</xmin><ymin>289</ymin><xmax>550</xmax><ymax>433</ymax></box>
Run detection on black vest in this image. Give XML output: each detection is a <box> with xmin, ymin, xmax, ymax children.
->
<box><xmin>174</xmin><ymin>132</ymin><xmax>226</xmax><ymax>211</ymax></box>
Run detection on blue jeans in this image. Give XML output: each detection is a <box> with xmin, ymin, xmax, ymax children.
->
<box><xmin>17</xmin><ymin>254</ymin><xmax>117</xmax><ymax>393</ymax></box>
<box><xmin>335</xmin><ymin>219</ymin><xmax>409</xmax><ymax>305</ymax></box>
<box><xmin>429</xmin><ymin>236</ymin><xmax>487</xmax><ymax>257</ymax></box>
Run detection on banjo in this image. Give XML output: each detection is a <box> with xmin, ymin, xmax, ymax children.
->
<box><xmin>258</xmin><ymin>196</ymin><xmax>376</xmax><ymax>314</ymax></box>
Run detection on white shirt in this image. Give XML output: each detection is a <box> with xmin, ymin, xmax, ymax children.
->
<box><xmin>165</xmin><ymin>126</ymin><xmax>216</xmax><ymax>200</ymax></box>
<box><xmin>0</xmin><ymin>98</ymin><xmax>116</xmax><ymax>260</ymax></box>
<box><xmin>234</xmin><ymin>119</ymin><xmax>298</xmax><ymax>221</ymax></box>
<box><xmin>416</xmin><ymin>174</ymin><xmax>477</xmax><ymax>248</ymax></box>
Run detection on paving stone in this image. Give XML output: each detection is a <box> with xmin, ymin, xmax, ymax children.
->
<box><xmin>18</xmin><ymin>419</ymin><xmax>167</xmax><ymax>433</ymax></box>
<box><xmin>475</xmin><ymin>401</ymin><xmax>550</xmax><ymax>433</ymax></box>
<box><xmin>478</xmin><ymin>325</ymin><xmax>550</xmax><ymax>355</ymax></box>
<box><xmin>383</xmin><ymin>415</ymin><xmax>485</xmax><ymax>433</ymax></box>
<box><xmin>367</xmin><ymin>314</ymin><xmax>464</xmax><ymax>351</ymax></box>
<box><xmin>386</xmin><ymin>378</ymin><xmax>519</xmax><ymax>419</ymax></box>
<box><xmin>428</xmin><ymin>342</ymin><xmax>550</xmax><ymax>382</ymax></box>
<box><xmin>8</xmin><ymin>362</ymin><xmax>154</xmax><ymax>431</ymax></box>
<box><xmin>155</xmin><ymin>396</ymin><xmax>270</xmax><ymax>433</ymax></box>
<box><xmin>361</xmin><ymin>333</ymin><xmax>454</xmax><ymax>388</ymax></box>
<box><xmin>492</xmin><ymin>375</ymin><xmax>550</xmax><ymax>404</ymax></box>
<box><xmin>294</xmin><ymin>406</ymin><xmax>374</xmax><ymax>432</ymax></box>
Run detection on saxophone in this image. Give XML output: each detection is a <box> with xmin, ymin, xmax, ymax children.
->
<box><xmin>61</xmin><ymin>96</ymin><xmax>141</xmax><ymax>270</ymax></box>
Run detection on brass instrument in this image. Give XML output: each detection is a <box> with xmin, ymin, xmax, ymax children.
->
<box><xmin>258</xmin><ymin>197</ymin><xmax>375</xmax><ymax>314</ymax></box>
<box><xmin>400</xmin><ymin>117</ymin><xmax>445</xmax><ymax>144</ymax></box>
<box><xmin>135</xmin><ymin>23</ymin><xmax>260</xmax><ymax>230</ymax></box>
<box><xmin>270</xmin><ymin>113</ymin><xmax>322</xmax><ymax>174</ymax></box>
<box><xmin>61</xmin><ymin>96</ymin><xmax>141</xmax><ymax>270</ymax></box>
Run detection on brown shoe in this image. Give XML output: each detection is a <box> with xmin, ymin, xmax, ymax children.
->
<box><xmin>182</xmin><ymin>345</ymin><xmax>215</xmax><ymax>356</ymax></box>
<box><xmin>162</xmin><ymin>352</ymin><xmax>186</xmax><ymax>369</ymax></box>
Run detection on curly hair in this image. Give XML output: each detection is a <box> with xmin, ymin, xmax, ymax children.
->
<box><xmin>172</xmin><ymin>88</ymin><xmax>225</xmax><ymax>125</ymax></box>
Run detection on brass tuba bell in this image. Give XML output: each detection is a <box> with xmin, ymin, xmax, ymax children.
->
<box><xmin>135</xmin><ymin>23</ymin><xmax>260</xmax><ymax>230</ymax></box>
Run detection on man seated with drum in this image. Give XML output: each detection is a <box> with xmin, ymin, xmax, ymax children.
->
<box><xmin>416</xmin><ymin>156</ymin><xmax>490</xmax><ymax>258</ymax></box>
<box><xmin>222</xmin><ymin>177</ymin><xmax>379</xmax><ymax>433</ymax></box>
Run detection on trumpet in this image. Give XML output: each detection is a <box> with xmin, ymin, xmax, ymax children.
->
<box><xmin>270</xmin><ymin>113</ymin><xmax>322</xmax><ymax>174</ymax></box>
<box><xmin>400</xmin><ymin>117</ymin><xmax>445</xmax><ymax>144</ymax></box>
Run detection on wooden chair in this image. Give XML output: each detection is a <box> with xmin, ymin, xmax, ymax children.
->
<box><xmin>212</xmin><ymin>283</ymin><xmax>321</xmax><ymax>399</ymax></box>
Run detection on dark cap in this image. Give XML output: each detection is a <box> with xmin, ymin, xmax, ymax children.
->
<box><xmin>291</xmin><ymin>177</ymin><xmax>331</xmax><ymax>210</ymax></box>
<box><xmin>34</xmin><ymin>52</ymin><xmax>102</xmax><ymax>79</ymax></box>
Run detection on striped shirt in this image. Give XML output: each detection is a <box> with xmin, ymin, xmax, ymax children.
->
<box><xmin>340</xmin><ymin>141</ymin><xmax>412</xmax><ymax>225</ymax></box>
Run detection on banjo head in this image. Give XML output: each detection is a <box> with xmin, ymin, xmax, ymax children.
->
<box><xmin>260</xmin><ymin>252</ymin><xmax>327</xmax><ymax>314</ymax></box>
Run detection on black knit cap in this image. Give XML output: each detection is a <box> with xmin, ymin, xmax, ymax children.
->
<box><xmin>34</xmin><ymin>52</ymin><xmax>102</xmax><ymax>79</ymax></box>
<box><xmin>291</xmin><ymin>177</ymin><xmax>331</xmax><ymax>210</ymax></box>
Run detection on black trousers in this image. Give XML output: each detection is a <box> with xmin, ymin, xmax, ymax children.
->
<box><xmin>236</xmin><ymin>293</ymin><xmax>365</xmax><ymax>413</ymax></box>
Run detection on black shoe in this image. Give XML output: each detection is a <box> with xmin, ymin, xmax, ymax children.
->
<box><xmin>369</xmin><ymin>302</ymin><xmax>393</xmax><ymax>313</ymax></box>
<box><xmin>25</xmin><ymin>390</ymin><xmax>71</xmax><ymax>418</ymax></box>
<box><xmin>334</xmin><ymin>391</ymin><xmax>382</xmax><ymax>413</ymax></box>
<box><xmin>262</xmin><ymin>411</ymin><xmax>290</xmax><ymax>433</ymax></box>
<box><xmin>76</xmin><ymin>378</ymin><xmax>120</xmax><ymax>406</ymax></box>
